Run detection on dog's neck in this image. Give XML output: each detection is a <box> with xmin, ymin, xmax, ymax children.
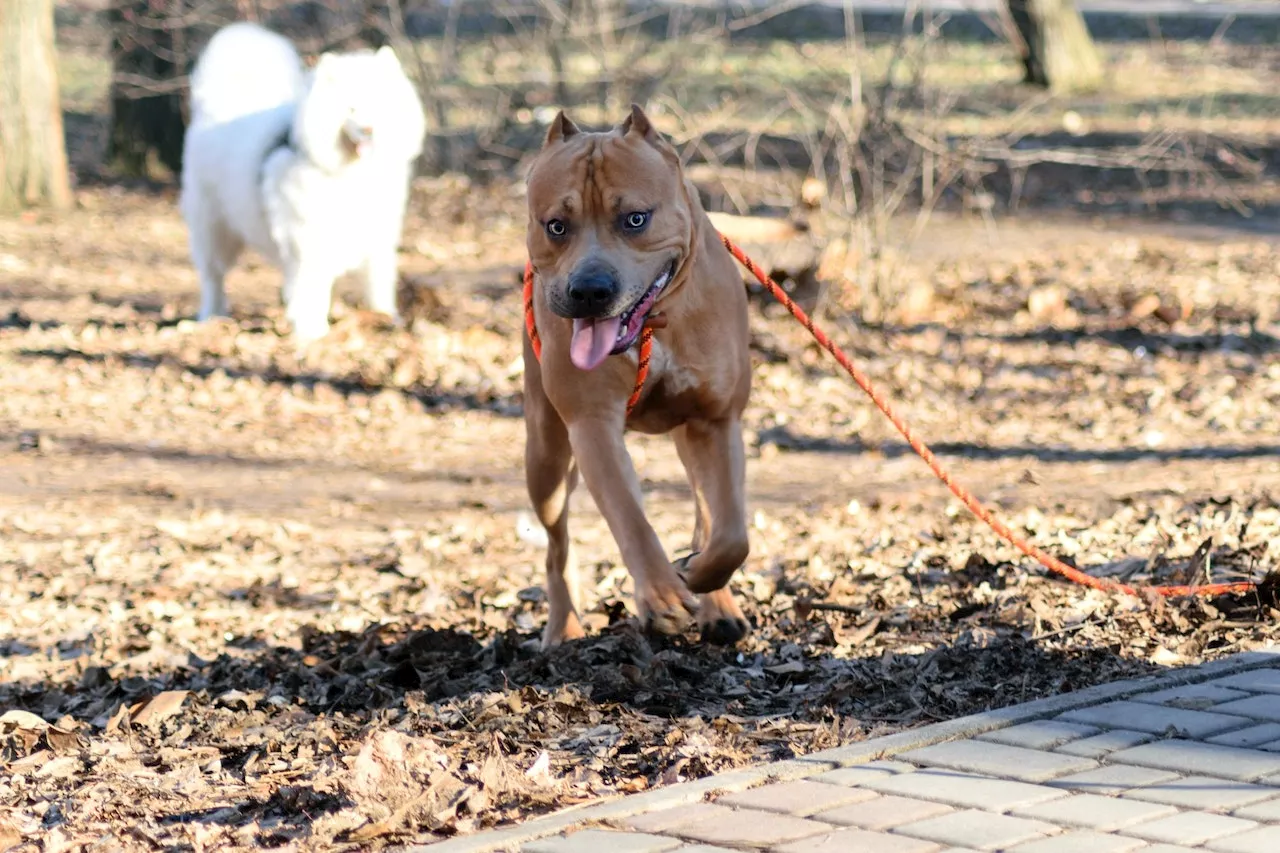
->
<box><xmin>660</xmin><ymin>176</ymin><xmax>709</xmax><ymax>299</ymax></box>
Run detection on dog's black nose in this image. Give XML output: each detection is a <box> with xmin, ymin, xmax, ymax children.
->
<box><xmin>566</xmin><ymin>262</ymin><xmax>620</xmax><ymax>317</ymax></box>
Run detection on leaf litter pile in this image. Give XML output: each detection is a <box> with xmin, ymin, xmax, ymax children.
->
<box><xmin>1</xmin><ymin>183</ymin><xmax>1279</xmax><ymax>850</ymax></box>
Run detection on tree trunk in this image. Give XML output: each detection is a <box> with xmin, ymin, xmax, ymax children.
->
<box><xmin>1007</xmin><ymin>0</ymin><xmax>1103</xmax><ymax>94</ymax></box>
<box><xmin>0</xmin><ymin>0</ymin><xmax>72</xmax><ymax>211</ymax></box>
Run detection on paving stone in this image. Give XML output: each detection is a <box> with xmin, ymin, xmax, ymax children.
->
<box><xmin>623</xmin><ymin>804</ymin><xmax>738</xmax><ymax>835</ymax></box>
<box><xmin>1108</xmin><ymin>739</ymin><xmax>1280</xmax><ymax>782</ymax></box>
<box><xmin>1135</xmin><ymin>683</ymin><xmax>1252</xmax><ymax>709</ymax></box>
<box><xmin>772</xmin><ymin>827</ymin><xmax>942</xmax><ymax>853</ymax></box>
<box><xmin>1232</xmin><ymin>798</ymin><xmax>1280</xmax><ymax>822</ymax></box>
<box><xmin>1056</xmin><ymin>729</ymin><xmax>1155</xmax><ymax>759</ymax></box>
<box><xmin>1005</xmin><ymin>831</ymin><xmax>1148</xmax><ymax>853</ymax></box>
<box><xmin>811</xmin><ymin>760</ymin><xmax>916</xmax><ymax>788</ymax></box>
<box><xmin>814</xmin><ymin>794</ymin><xmax>953</xmax><ymax>830</ymax></box>
<box><xmin>1212</xmin><ymin>695</ymin><xmax>1280</xmax><ymax>723</ymax></box>
<box><xmin>899</xmin><ymin>740</ymin><xmax>1097</xmax><ymax>783</ymax></box>
<box><xmin>1205</xmin><ymin>826</ymin><xmax>1280</xmax><ymax>853</ymax></box>
<box><xmin>523</xmin><ymin>830</ymin><xmax>681</xmax><ymax>853</ymax></box>
<box><xmin>1206</xmin><ymin>670</ymin><xmax>1280</xmax><ymax>695</ymax></box>
<box><xmin>976</xmin><ymin>721</ymin><xmax>1099</xmax><ymax>750</ymax></box>
<box><xmin>893</xmin><ymin>809</ymin><xmax>1057</xmax><ymax>850</ymax></box>
<box><xmin>1121</xmin><ymin>774</ymin><xmax>1280</xmax><ymax>811</ymax></box>
<box><xmin>1059</xmin><ymin>700</ymin><xmax>1251</xmax><ymax>738</ymax></box>
<box><xmin>716</xmin><ymin>780</ymin><xmax>875</xmax><ymax>816</ymax></box>
<box><xmin>1122</xmin><ymin>812</ymin><xmax>1258</xmax><ymax>845</ymax></box>
<box><xmin>671</xmin><ymin>809</ymin><xmax>833</xmax><ymax>849</ymax></box>
<box><xmin>1208</xmin><ymin>723</ymin><xmax>1280</xmax><ymax>748</ymax></box>
<box><xmin>1012</xmin><ymin>793</ymin><xmax>1177</xmax><ymax>830</ymax></box>
<box><xmin>862</xmin><ymin>768</ymin><xmax>1067</xmax><ymax>811</ymax></box>
<box><xmin>1048</xmin><ymin>764</ymin><xmax>1181</xmax><ymax>795</ymax></box>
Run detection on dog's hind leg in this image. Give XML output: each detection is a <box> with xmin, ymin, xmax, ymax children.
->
<box><xmin>674</xmin><ymin>425</ymin><xmax>748</xmax><ymax>645</ymax></box>
<box><xmin>524</xmin><ymin>337</ymin><xmax>585</xmax><ymax>649</ymax></box>
<box><xmin>190</xmin><ymin>215</ymin><xmax>242</xmax><ymax>321</ymax></box>
<box><xmin>673</xmin><ymin>418</ymin><xmax>751</xmax><ymax>644</ymax></box>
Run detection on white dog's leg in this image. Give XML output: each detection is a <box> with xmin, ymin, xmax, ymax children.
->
<box><xmin>284</xmin><ymin>263</ymin><xmax>335</xmax><ymax>345</ymax></box>
<box><xmin>190</xmin><ymin>215</ymin><xmax>241</xmax><ymax>321</ymax></box>
<box><xmin>362</xmin><ymin>246</ymin><xmax>401</xmax><ymax>325</ymax></box>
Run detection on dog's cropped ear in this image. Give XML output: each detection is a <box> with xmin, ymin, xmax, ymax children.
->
<box><xmin>544</xmin><ymin>111</ymin><xmax>580</xmax><ymax>147</ymax></box>
<box><xmin>622</xmin><ymin>104</ymin><xmax>679</xmax><ymax>162</ymax></box>
<box><xmin>620</xmin><ymin>104</ymin><xmax>656</xmax><ymax>140</ymax></box>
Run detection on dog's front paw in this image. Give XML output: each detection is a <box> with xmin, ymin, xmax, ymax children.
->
<box><xmin>635</xmin><ymin>573</ymin><xmax>697</xmax><ymax>636</ymax></box>
<box><xmin>697</xmin><ymin>588</ymin><xmax>750</xmax><ymax>645</ymax></box>
<box><xmin>541</xmin><ymin>608</ymin><xmax>586</xmax><ymax>650</ymax></box>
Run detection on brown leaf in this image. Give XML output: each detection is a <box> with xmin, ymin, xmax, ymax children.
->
<box><xmin>343</xmin><ymin>816</ymin><xmax>405</xmax><ymax>844</ymax></box>
<box><xmin>35</xmin><ymin>755</ymin><xmax>80</xmax><ymax>779</ymax></box>
<box><xmin>131</xmin><ymin>691</ymin><xmax>190</xmax><ymax>728</ymax></box>
<box><xmin>9</xmin><ymin>749</ymin><xmax>53</xmax><ymax>774</ymax></box>
<box><xmin>43</xmin><ymin>726</ymin><xmax>84</xmax><ymax>755</ymax></box>
<box><xmin>351</xmin><ymin>730</ymin><xmax>412</xmax><ymax>799</ymax></box>
<box><xmin>0</xmin><ymin>818</ymin><xmax>21</xmax><ymax>852</ymax></box>
<box><xmin>843</xmin><ymin>616</ymin><xmax>882</xmax><ymax>647</ymax></box>
<box><xmin>0</xmin><ymin>710</ymin><xmax>48</xmax><ymax>731</ymax></box>
<box><xmin>1027</xmin><ymin>285</ymin><xmax>1067</xmax><ymax>322</ymax></box>
<box><xmin>105</xmin><ymin>702</ymin><xmax>137</xmax><ymax>735</ymax></box>
<box><xmin>1129</xmin><ymin>292</ymin><xmax>1162</xmax><ymax>320</ymax></box>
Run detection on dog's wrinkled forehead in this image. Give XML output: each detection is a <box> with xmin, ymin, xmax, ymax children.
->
<box><xmin>527</xmin><ymin>129</ymin><xmax>681</xmax><ymax>225</ymax></box>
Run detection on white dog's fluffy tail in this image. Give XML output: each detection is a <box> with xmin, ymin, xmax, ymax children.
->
<box><xmin>189</xmin><ymin>22</ymin><xmax>306</xmax><ymax>126</ymax></box>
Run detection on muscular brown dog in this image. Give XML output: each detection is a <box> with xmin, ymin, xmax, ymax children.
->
<box><xmin>523</xmin><ymin>105</ymin><xmax>752</xmax><ymax>649</ymax></box>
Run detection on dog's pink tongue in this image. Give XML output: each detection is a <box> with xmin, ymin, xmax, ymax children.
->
<box><xmin>570</xmin><ymin>316</ymin><xmax>622</xmax><ymax>371</ymax></box>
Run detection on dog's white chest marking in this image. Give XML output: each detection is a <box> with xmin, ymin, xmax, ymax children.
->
<box><xmin>648</xmin><ymin>339</ymin><xmax>701</xmax><ymax>399</ymax></box>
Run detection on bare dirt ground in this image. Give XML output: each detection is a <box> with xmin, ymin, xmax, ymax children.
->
<box><xmin>1</xmin><ymin>180</ymin><xmax>1279</xmax><ymax>850</ymax></box>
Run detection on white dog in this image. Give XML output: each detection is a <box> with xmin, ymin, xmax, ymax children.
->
<box><xmin>181</xmin><ymin>23</ymin><xmax>426</xmax><ymax>342</ymax></box>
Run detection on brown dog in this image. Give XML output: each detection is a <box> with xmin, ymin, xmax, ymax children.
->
<box><xmin>523</xmin><ymin>105</ymin><xmax>752</xmax><ymax>649</ymax></box>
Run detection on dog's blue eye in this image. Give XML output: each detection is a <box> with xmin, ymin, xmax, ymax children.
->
<box><xmin>623</xmin><ymin>212</ymin><xmax>648</xmax><ymax>231</ymax></box>
<box><xmin>546</xmin><ymin>219</ymin><xmax>567</xmax><ymax>238</ymax></box>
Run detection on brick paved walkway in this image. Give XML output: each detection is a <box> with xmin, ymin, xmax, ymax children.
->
<box><xmin>416</xmin><ymin>649</ymin><xmax>1280</xmax><ymax>853</ymax></box>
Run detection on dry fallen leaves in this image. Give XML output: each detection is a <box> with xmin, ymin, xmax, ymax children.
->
<box><xmin>130</xmin><ymin>690</ymin><xmax>191</xmax><ymax>728</ymax></box>
<box><xmin>0</xmin><ymin>183</ymin><xmax>1278</xmax><ymax>852</ymax></box>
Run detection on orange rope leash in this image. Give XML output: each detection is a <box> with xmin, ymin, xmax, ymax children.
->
<box><xmin>525</xmin><ymin>239</ymin><xmax>1259</xmax><ymax>599</ymax></box>
<box><xmin>523</xmin><ymin>262</ymin><xmax>541</xmax><ymax>359</ymax></box>
<box><xmin>523</xmin><ymin>262</ymin><xmax>652</xmax><ymax>417</ymax></box>
<box><xmin>718</xmin><ymin>234</ymin><xmax>1256</xmax><ymax>599</ymax></box>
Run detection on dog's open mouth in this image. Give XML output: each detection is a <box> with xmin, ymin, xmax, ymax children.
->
<box><xmin>569</xmin><ymin>262</ymin><xmax>674</xmax><ymax>371</ymax></box>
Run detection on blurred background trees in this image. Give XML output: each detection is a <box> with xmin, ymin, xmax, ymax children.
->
<box><xmin>0</xmin><ymin>0</ymin><xmax>72</xmax><ymax>211</ymax></box>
